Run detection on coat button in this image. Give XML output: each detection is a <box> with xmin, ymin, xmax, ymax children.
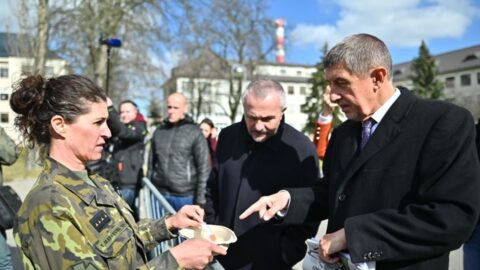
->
<box><xmin>338</xmin><ymin>194</ymin><xmax>346</xmax><ymax>201</ymax></box>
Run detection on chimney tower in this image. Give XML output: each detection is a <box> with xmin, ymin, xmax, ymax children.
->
<box><xmin>275</xmin><ymin>18</ymin><xmax>285</xmax><ymax>63</ymax></box>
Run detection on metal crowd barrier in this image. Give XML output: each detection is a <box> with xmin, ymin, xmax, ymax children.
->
<box><xmin>139</xmin><ymin>177</ymin><xmax>181</xmax><ymax>257</ymax></box>
<box><xmin>139</xmin><ymin>177</ymin><xmax>225</xmax><ymax>269</ymax></box>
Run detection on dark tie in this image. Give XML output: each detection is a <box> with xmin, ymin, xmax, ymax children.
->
<box><xmin>361</xmin><ymin>118</ymin><xmax>375</xmax><ymax>149</ymax></box>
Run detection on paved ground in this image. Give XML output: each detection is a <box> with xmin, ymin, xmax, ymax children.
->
<box><xmin>6</xmin><ymin>178</ymin><xmax>464</xmax><ymax>270</ymax></box>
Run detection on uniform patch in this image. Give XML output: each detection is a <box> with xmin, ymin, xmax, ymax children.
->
<box><xmin>89</xmin><ymin>210</ymin><xmax>111</xmax><ymax>232</ymax></box>
<box><xmin>70</xmin><ymin>260</ymin><xmax>99</xmax><ymax>270</ymax></box>
<box><xmin>96</xmin><ymin>222</ymin><xmax>128</xmax><ymax>253</ymax></box>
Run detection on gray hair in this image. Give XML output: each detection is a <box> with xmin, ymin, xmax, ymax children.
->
<box><xmin>242</xmin><ymin>79</ymin><xmax>286</xmax><ymax>109</ymax></box>
<box><xmin>324</xmin><ymin>33</ymin><xmax>392</xmax><ymax>80</ymax></box>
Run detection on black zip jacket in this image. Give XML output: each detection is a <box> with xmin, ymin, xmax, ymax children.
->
<box><xmin>147</xmin><ymin>116</ymin><xmax>210</xmax><ymax>205</ymax></box>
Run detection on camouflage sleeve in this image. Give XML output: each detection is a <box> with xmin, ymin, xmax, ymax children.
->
<box><xmin>136</xmin><ymin>216</ymin><xmax>176</xmax><ymax>250</ymax></box>
<box><xmin>0</xmin><ymin>126</ymin><xmax>18</xmax><ymax>165</ymax></box>
<box><xmin>142</xmin><ymin>251</ymin><xmax>183</xmax><ymax>270</ymax></box>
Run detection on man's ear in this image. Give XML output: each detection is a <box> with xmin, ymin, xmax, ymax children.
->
<box><xmin>371</xmin><ymin>67</ymin><xmax>388</xmax><ymax>91</ymax></box>
<box><xmin>51</xmin><ymin>115</ymin><xmax>67</xmax><ymax>137</ymax></box>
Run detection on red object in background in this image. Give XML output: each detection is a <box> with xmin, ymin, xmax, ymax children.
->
<box><xmin>117</xmin><ymin>162</ymin><xmax>123</xmax><ymax>172</ymax></box>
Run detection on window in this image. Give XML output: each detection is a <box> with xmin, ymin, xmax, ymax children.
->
<box><xmin>477</xmin><ymin>73</ymin><xmax>480</xmax><ymax>85</ymax></box>
<box><xmin>296</xmin><ymin>70</ymin><xmax>302</xmax><ymax>76</ymax></box>
<box><xmin>288</xmin><ymin>86</ymin><xmax>294</xmax><ymax>95</ymax></box>
<box><xmin>198</xmin><ymin>82</ymin><xmax>212</xmax><ymax>95</ymax></box>
<box><xmin>200</xmin><ymin>104</ymin><xmax>212</xmax><ymax>114</ymax></box>
<box><xmin>445</xmin><ymin>77</ymin><xmax>455</xmax><ymax>88</ymax></box>
<box><xmin>280</xmin><ymin>69</ymin><xmax>286</xmax><ymax>75</ymax></box>
<box><xmin>45</xmin><ymin>66</ymin><xmax>54</xmax><ymax>77</ymax></box>
<box><xmin>463</xmin><ymin>54</ymin><xmax>478</xmax><ymax>62</ymax></box>
<box><xmin>300</xmin><ymin>86</ymin><xmax>306</xmax><ymax>95</ymax></box>
<box><xmin>0</xmin><ymin>113</ymin><xmax>8</xmax><ymax>123</ymax></box>
<box><xmin>0</xmin><ymin>94</ymin><xmax>8</xmax><ymax>100</ymax></box>
<box><xmin>21</xmin><ymin>64</ymin><xmax>34</xmax><ymax>75</ymax></box>
<box><xmin>182</xmin><ymin>81</ymin><xmax>194</xmax><ymax>91</ymax></box>
<box><xmin>0</xmin><ymin>68</ymin><xmax>8</xmax><ymax>78</ymax></box>
<box><xmin>460</xmin><ymin>74</ymin><xmax>471</xmax><ymax>86</ymax></box>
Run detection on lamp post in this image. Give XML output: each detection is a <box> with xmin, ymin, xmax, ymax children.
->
<box><xmin>99</xmin><ymin>37</ymin><xmax>122</xmax><ymax>95</ymax></box>
<box><xmin>231</xmin><ymin>63</ymin><xmax>247</xmax><ymax>121</ymax></box>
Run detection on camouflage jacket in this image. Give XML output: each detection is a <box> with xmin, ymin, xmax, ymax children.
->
<box><xmin>0</xmin><ymin>126</ymin><xmax>18</xmax><ymax>186</ymax></box>
<box><xmin>14</xmin><ymin>158</ymin><xmax>182</xmax><ymax>270</ymax></box>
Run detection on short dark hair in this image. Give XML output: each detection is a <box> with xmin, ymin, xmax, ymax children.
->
<box><xmin>119</xmin><ymin>99</ymin><xmax>138</xmax><ymax>109</ymax></box>
<box><xmin>324</xmin><ymin>33</ymin><xmax>392</xmax><ymax>80</ymax></box>
<box><xmin>200</xmin><ymin>118</ymin><xmax>215</xmax><ymax>129</ymax></box>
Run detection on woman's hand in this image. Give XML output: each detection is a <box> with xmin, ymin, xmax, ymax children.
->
<box><xmin>170</xmin><ymin>238</ymin><xmax>227</xmax><ymax>270</ymax></box>
<box><xmin>165</xmin><ymin>205</ymin><xmax>204</xmax><ymax>230</ymax></box>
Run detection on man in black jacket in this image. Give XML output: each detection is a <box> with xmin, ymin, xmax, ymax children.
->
<box><xmin>205</xmin><ymin>79</ymin><xmax>320</xmax><ymax>269</ymax></box>
<box><xmin>463</xmin><ymin>119</ymin><xmax>480</xmax><ymax>270</ymax></box>
<box><xmin>148</xmin><ymin>93</ymin><xmax>209</xmax><ymax>211</ymax></box>
<box><xmin>105</xmin><ymin>99</ymin><xmax>147</xmax><ymax>212</ymax></box>
<box><xmin>240</xmin><ymin>34</ymin><xmax>480</xmax><ymax>270</ymax></box>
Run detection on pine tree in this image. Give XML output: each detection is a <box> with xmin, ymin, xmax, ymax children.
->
<box><xmin>301</xmin><ymin>44</ymin><xmax>328</xmax><ymax>134</ymax></box>
<box><xmin>301</xmin><ymin>43</ymin><xmax>343</xmax><ymax>134</ymax></box>
<box><xmin>147</xmin><ymin>93</ymin><xmax>163</xmax><ymax>125</ymax></box>
<box><xmin>410</xmin><ymin>41</ymin><xmax>444</xmax><ymax>100</ymax></box>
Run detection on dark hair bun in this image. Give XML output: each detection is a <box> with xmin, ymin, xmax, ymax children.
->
<box><xmin>10</xmin><ymin>74</ymin><xmax>46</xmax><ymax>116</ymax></box>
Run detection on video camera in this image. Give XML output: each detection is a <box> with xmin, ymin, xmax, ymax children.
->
<box><xmin>99</xmin><ymin>37</ymin><xmax>122</xmax><ymax>48</ymax></box>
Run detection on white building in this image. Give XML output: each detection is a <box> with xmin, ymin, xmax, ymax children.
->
<box><xmin>393</xmin><ymin>44</ymin><xmax>480</xmax><ymax>119</ymax></box>
<box><xmin>163</xmin><ymin>52</ymin><xmax>316</xmax><ymax>131</ymax></box>
<box><xmin>0</xmin><ymin>33</ymin><xmax>70</xmax><ymax>141</ymax></box>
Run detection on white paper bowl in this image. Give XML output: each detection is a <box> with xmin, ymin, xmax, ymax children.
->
<box><xmin>179</xmin><ymin>224</ymin><xmax>237</xmax><ymax>249</ymax></box>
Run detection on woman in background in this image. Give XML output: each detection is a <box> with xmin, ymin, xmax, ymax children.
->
<box><xmin>199</xmin><ymin>118</ymin><xmax>217</xmax><ymax>165</ymax></box>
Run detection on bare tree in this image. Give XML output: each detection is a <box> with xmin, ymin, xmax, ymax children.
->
<box><xmin>174</xmin><ymin>0</ymin><xmax>275</xmax><ymax>124</ymax></box>
<box><xmin>34</xmin><ymin>0</ymin><xmax>49</xmax><ymax>74</ymax></box>
<box><xmin>207</xmin><ymin>0</ymin><xmax>275</xmax><ymax>122</ymax></box>
<box><xmin>11</xmin><ymin>0</ymin><xmax>194</xmax><ymax>103</ymax></box>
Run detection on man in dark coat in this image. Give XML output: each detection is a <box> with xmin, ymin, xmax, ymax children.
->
<box><xmin>463</xmin><ymin>119</ymin><xmax>480</xmax><ymax>270</ymax></box>
<box><xmin>104</xmin><ymin>100</ymin><xmax>147</xmax><ymax>212</ymax></box>
<box><xmin>205</xmin><ymin>79</ymin><xmax>320</xmax><ymax>269</ymax></box>
<box><xmin>240</xmin><ymin>33</ymin><xmax>480</xmax><ymax>270</ymax></box>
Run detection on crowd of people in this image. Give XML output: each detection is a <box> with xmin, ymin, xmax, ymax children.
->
<box><xmin>0</xmin><ymin>33</ymin><xmax>478</xmax><ymax>270</ymax></box>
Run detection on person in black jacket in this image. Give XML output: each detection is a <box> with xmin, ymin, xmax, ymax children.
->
<box><xmin>148</xmin><ymin>93</ymin><xmax>209</xmax><ymax>211</ymax></box>
<box><xmin>105</xmin><ymin>99</ymin><xmax>147</xmax><ymax>213</ymax></box>
<box><xmin>204</xmin><ymin>79</ymin><xmax>320</xmax><ymax>269</ymax></box>
<box><xmin>464</xmin><ymin>119</ymin><xmax>480</xmax><ymax>270</ymax></box>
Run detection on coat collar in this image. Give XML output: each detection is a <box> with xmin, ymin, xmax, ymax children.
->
<box><xmin>339</xmin><ymin>87</ymin><xmax>416</xmax><ymax>182</ymax></box>
<box><xmin>163</xmin><ymin>114</ymin><xmax>194</xmax><ymax>128</ymax></box>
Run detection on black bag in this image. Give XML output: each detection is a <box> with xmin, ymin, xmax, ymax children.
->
<box><xmin>0</xmin><ymin>185</ymin><xmax>22</xmax><ymax>230</ymax></box>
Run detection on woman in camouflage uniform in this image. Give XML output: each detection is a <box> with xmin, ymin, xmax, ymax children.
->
<box><xmin>10</xmin><ymin>74</ymin><xmax>226</xmax><ymax>270</ymax></box>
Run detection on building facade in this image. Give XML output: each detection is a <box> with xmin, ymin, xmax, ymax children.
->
<box><xmin>0</xmin><ymin>33</ymin><xmax>70</xmax><ymax>141</ymax></box>
<box><xmin>393</xmin><ymin>44</ymin><xmax>480</xmax><ymax>119</ymax></box>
